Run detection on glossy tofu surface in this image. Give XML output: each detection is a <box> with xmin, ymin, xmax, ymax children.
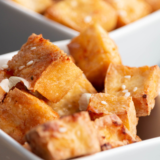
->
<box><xmin>45</xmin><ymin>0</ymin><xmax>117</xmax><ymax>32</ymax></box>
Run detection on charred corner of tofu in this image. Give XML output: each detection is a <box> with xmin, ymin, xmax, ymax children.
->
<box><xmin>95</xmin><ymin>114</ymin><xmax>137</xmax><ymax>151</ymax></box>
<box><xmin>26</xmin><ymin>112</ymin><xmax>100</xmax><ymax>160</ymax></box>
<box><xmin>87</xmin><ymin>93</ymin><xmax>138</xmax><ymax>138</ymax></box>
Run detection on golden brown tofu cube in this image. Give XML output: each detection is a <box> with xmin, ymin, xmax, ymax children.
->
<box><xmin>95</xmin><ymin>114</ymin><xmax>136</xmax><ymax>150</ymax></box>
<box><xmin>105</xmin><ymin>64</ymin><xmax>160</xmax><ymax>117</ymax></box>
<box><xmin>47</xmin><ymin>75</ymin><xmax>97</xmax><ymax>116</ymax></box>
<box><xmin>87</xmin><ymin>93</ymin><xmax>137</xmax><ymax>137</ymax></box>
<box><xmin>12</xmin><ymin>0</ymin><xmax>53</xmax><ymax>13</ymax></box>
<box><xmin>7</xmin><ymin>34</ymin><xmax>82</xmax><ymax>103</ymax></box>
<box><xmin>0</xmin><ymin>70</ymin><xmax>11</xmax><ymax>102</ymax></box>
<box><xmin>145</xmin><ymin>0</ymin><xmax>160</xmax><ymax>11</ymax></box>
<box><xmin>26</xmin><ymin>112</ymin><xmax>100</xmax><ymax>160</ymax></box>
<box><xmin>0</xmin><ymin>88</ymin><xmax>59</xmax><ymax>144</ymax></box>
<box><xmin>68</xmin><ymin>23</ymin><xmax>122</xmax><ymax>90</ymax></box>
<box><xmin>45</xmin><ymin>0</ymin><xmax>117</xmax><ymax>32</ymax></box>
<box><xmin>105</xmin><ymin>0</ymin><xmax>152</xmax><ymax>27</ymax></box>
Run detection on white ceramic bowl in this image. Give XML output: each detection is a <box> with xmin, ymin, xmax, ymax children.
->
<box><xmin>0</xmin><ymin>8</ymin><xmax>160</xmax><ymax>160</ymax></box>
<box><xmin>0</xmin><ymin>0</ymin><xmax>160</xmax><ymax>54</ymax></box>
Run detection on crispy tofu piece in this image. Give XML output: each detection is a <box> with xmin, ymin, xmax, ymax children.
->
<box><xmin>26</xmin><ymin>112</ymin><xmax>100</xmax><ymax>160</ymax></box>
<box><xmin>68</xmin><ymin>23</ymin><xmax>122</xmax><ymax>90</ymax></box>
<box><xmin>105</xmin><ymin>64</ymin><xmax>160</xmax><ymax>117</ymax></box>
<box><xmin>47</xmin><ymin>75</ymin><xmax>97</xmax><ymax>116</ymax></box>
<box><xmin>7</xmin><ymin>34</ymin><xmax>82</xmax><ymax>103</ymax></box>
<box><xmin>45</xmin><ymin>0</ymin><xmax>117</xmax><ymax>32</ymax></box>
<box><xmin>87</xmin><ymin>93</ymin><xmax>137</xmax><ymax>137</ymax></box>
<box><xmin>105</xmin><ymin>0</ymin><xmax>152</xmax><ymax>27</ymax></box>
<box><xmin>0</xmin><ymin>88</ymin><xmax>59</xmax><ymax>144</ymax></box>
<box><xmin>95</xmin><ymin>114</ymin><xmax>136</xmax><ymax>151</ymax></box>
<box><xmin>145</xmin><ymin>0</ymin><xmax>160</xmax><ymax>11</ymax></box>
<box><xmin>12</xmin><ymin>0</ymin><xmax>53</xmax><ymax>13</ymax></box>
<box><xmin>0</xmin><ymin>70</ymin><xmax>11</xmax><ymax>102</ymax></box>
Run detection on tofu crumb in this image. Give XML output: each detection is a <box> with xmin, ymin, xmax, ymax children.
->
<box><xmin>124</xmin><ymin>75</ymin><xmax>131</xmax><ymax>79</ymax></box>
<box><xmin>122</xmin><ymin>84</ymin><xmax>126</xmax><ymax>90</ymax></box>
<box><xmin>101</xmin><ymin>101</ymin><xmax>107</xmax><ymax>105</ymax></box>
<box><xmin>31</xmin><ymin>47</ymin><xmax>36</xmax><ymax>50</ymax></box>
<box><xmin>59</xmin><ymin>128</ymin><xmax>67</xmax><ymax>133</ymax></box>
<box><xmin>84</xmin><ymin>16</ymin><xmax>92</xmax><ymax>23</ymax></box>
<box><xmin>122</xmin><ymin>89</ymin><xmax>128</xmax><ymax>93</ymax></box>
<box><xmin>2</xmin><ymin>64</ymin><xmax>8</xmax><ymax>69</ymax></box>
<box><xmin>133</xmin><ymin>87</ymin><xmax>138</xmax><ymax>92</ymax></box>
<box><xmin>19</xmin><ymin>65</ymin><xmax>25</xmax><ymax>70</ymax></box>
<box><xmin>27</xmin><ymin>60</ymin><xmax>33</xmax><ymax>66</ymax></box>
<box><xmin>125</xmin><ymin>92</ymin><xmax>130</xmax><ymax>97</ymax></box>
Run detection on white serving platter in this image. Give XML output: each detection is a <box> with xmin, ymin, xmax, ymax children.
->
<box><xmin>0</xmin><ymin>7</ymin><xmax>160</xmax><ymax>160</ymax></box>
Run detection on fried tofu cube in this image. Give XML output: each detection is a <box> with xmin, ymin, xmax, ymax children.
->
<box><xmin>145</xmin><ymin>0</ymin><xmax>160</xmax><ymax>11</ymax></box>
<box><xmin>47</xmin><ymin>75</ymin><xmax>97</xmax><ymax>116</ymax></box>
<box><xmin>12</xmin><ymin>0</ymin><xmax>53</xmax><ymax>13</ymax></box>
<box><xmin>26</xmin><ymin>112</ymin><xmax>100</xmax><ymax>160</ymax></box>
<box><xmin>87</xmin><ymin>93</ymin><xmax>137</xmax><ymax>137</ymax></box>
<box><xmin>45</xmin><ymin>0</ymin><xmax>117</xmax><ymax>32</ymax></box>
<box><xmin>95</xmin><ymin>114</ymin><xmax>136</xmax><ymax>151</ymax></box>
<box><xmin>0</xmin><ymin>88</ymin><xmax>59</xmax><ymax>144</ymax></box>
<box><xmin>105</xmin><ymin>0</ymin><xmax>152</xmax><ymax>27</ymax></box>
<box><xmin>7</xmin><ymin>34</ymin><xmax>82</xmax><ymax>103</ymax></box>
<box><xmin>0</xmin><ymin>70</ymin><xmax>11</xmax><ymax>102</ymax></box>
<box><xmin>68</xmin><ymin>23</ymin><xmax>122</xmax><ymax>90</ymax></box>
<box><xmin>105</xmin><ymin>64</ymin><xmax>160</xmax><ymax>117</ymax></box>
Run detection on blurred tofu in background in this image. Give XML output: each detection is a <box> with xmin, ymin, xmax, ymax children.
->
<box><xmin>12</xmin><ymin>0</ymin><xmax>53</xmax><ymax>13</ymax></box>
<box><xmin>105</xmin><ymin>0</ymin><xmax>152</xmax><ymax>27</ymax></box>
<box><xmin>145</xmin><ymin>0</ymin><xmax>160</xmax><ymax>11</ymax></box>
<box><xmin>45</xmin><ymin>0</ymin><xmax>117</xmax><ymax>32</ymax></box>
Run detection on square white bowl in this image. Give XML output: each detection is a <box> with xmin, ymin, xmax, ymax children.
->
<box><xmin>0</xmin><ymin>7</ymin><xmax>160</xmax><ymax>160</ymax></box>
<box><xmin>0</xmin><ymin>0</ymin><xmax>160</xmax><ymax>54</ymax></box>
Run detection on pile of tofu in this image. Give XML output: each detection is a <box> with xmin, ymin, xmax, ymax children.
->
<box><xmin>0</xmin><ymin>23</ymin><xmax>159</xmax><ymax>160</ymax></box>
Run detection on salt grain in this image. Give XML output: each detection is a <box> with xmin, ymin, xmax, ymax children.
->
<box><xmin>101</xmin><ymin>101</ymin><xmax>107</xmax><ymax>105</ymax></box>
<box><xmin>19</xmin><ymin>65</ymin><xmax>25</xmax><ymax>70</ymax></box>
<box><xmin>124</xmin><ymin>75</ymin><xmax>131</xmax><ymax>79</ymax></box>
<box><xmin>121</xmin><ymin>84</ymin><xmax>126</xmax><ymax>90</ymax></box>
<box><xmin>133</xmin><ymin>87</ymin><xmax>137</xmax><ymax>92</ymax></box>
<box><xmin>84</xmin><ymin>16</ymin><xmax>92</xmax><ymax>23</ymax></box>
<box><xmin>27</xmin><ymin>60</ymin><xmax>33</xmax><ymax>66</ymax></box>
<box><xmin>59</xmin><ymin>128</ymin><xmax>67</xmax><ymax>133</ymax></box>
<box><xmin>125</xmin><ymin>92</ymin><xmax>130</xmax><ymax>97</ymax></box>
<box><xmin>122</xmin><ymin>89</ymin><xmax>128</xmax><ymax>93</ymax></box>
<box><xmin>31</xmin><ymin>47</ymin><xmax>36</xmax><ymax>50</ymax></box>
